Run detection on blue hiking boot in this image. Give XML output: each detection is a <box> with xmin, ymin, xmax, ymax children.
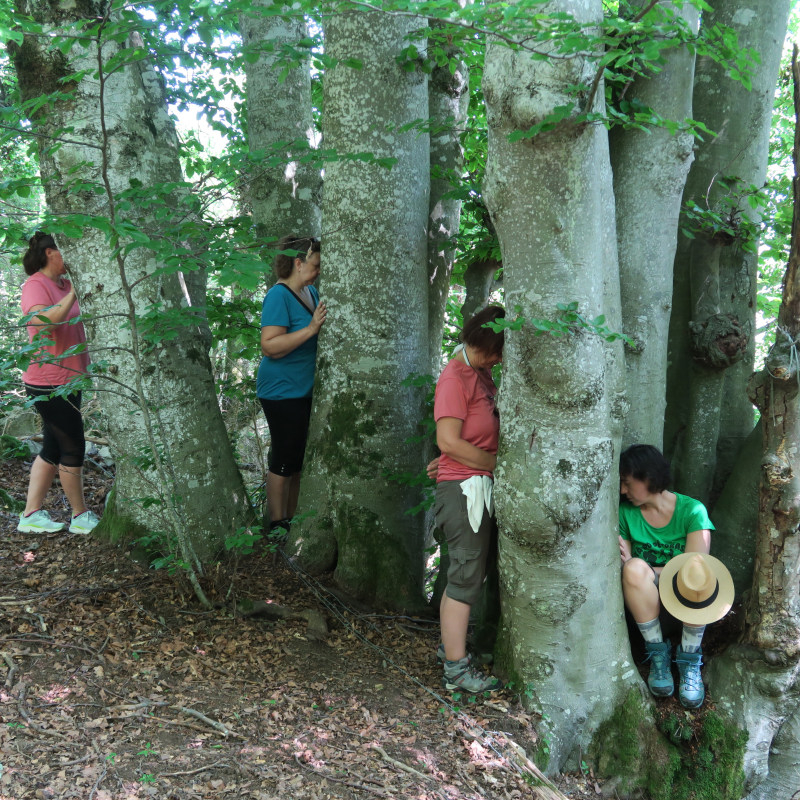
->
<box><xmin>644</xmin><ymin>641</ymin><xmax>674</xmax><ymax>697</ymax></box>
<box><xmin>675</xmin><ymin>646</ymin><xmax>705</xmax><ymax>708</ymax></box>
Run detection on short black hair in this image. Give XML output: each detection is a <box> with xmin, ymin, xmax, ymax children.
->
<box><xmin>619</xmin><ymin>444</ymin><xmax>671</xmax><ymax>493</ymax></box>
<box><xmin>461</xmin><ymin>305</ymin><xmax>505</xmax><ymax>359</ymax></box>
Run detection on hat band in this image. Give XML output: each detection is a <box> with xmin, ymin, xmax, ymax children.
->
<box><xmin>672</xmin><ymin>574</ymin><xmax>719</xmax><ymax>609</ymax></box>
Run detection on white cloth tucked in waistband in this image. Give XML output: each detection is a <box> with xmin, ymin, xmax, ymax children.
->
<box><xmin>459</xmin><ymin>474</ymin><xmax>493</xmax><ymax>533</ymax></box>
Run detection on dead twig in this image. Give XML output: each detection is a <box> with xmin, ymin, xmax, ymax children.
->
<box><xmin>87</xmin><ymin>765</ymin><xmax>108</xmax><ymax>800</ymax></box>
<box><xmin>371</xmin><ymin>743</ymin><xmax>433</xmax><ymax>782</ymax></box>
<box><xmin>2</xmin><ymin>651</ymin><xmax>18</xmax><ymax>688</ymax></box>
<box><xmin>174</xmin><ymin>705</ymin><xmax>237</xmax><ymax>738</ymax></box>
<box><xmin>160</xmin><ymin>760</ymin><xmax>230</xmax><ymax>777</ymax></box>
<box><xmin>293</xmin><ymin>755</ymin><xmax>391</xmax><ymax>797</ymax></box>
<box><xmin>16</xmin><ymin>684</ymin><xmax>66</xmax><ymax>739</ymax></box>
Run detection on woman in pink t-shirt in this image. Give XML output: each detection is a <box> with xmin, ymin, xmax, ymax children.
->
<box><xmin>432</xmin><ymin>305</ymin><xmax>505</xmax><ymax>694</ymax></box>
<box><xmin>16</xmin><ymin>232</ymin><xmax>99</xmax><ymax>536</ymax></box>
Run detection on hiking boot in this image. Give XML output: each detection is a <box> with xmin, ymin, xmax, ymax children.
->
<box><xmin>436</xmin><ymin>643</ymin><xmax>493</xmax><ymax>666</ymax></box>
<box><xmin>675</xmin><ymin>646</ymin><xmax>705</xmax><ymax>708</ymax></box>
<box><xmin>442</xmin><ymin>655</ymin><xmax>502</xmax><ymax>694</ymax></box>
<box><xmin>17</xmin><ymin>509</ymin><xmax>65</xmax><ymax>534</ymax></box>
<box><xmin>69</xmin><ymin>510</ymin><xmax>100</xmax><ymax>535</ymax></box>
<box><xmin>644</xmin><ymin>641</ymin><xmax>674</xmax><ymax>697</ymax></box>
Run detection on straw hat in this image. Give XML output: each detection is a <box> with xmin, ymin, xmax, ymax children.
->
<box><xmin>659</xmin><ymin>552</ymin><xmax>734</xmax><ymax>625</ymax></box>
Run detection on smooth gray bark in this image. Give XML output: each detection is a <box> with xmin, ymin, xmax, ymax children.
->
<box><xmin>708</xmin><ymin>420</ymin><xmax>761</xmax><ymax>595</ymax></box>
<box><xmin>427</xmin><ymin>20</ymin><xmax>469</xmax><ymax>374</ymax></box>
<box><xmin>611</xmin><ymin>1</ymin><xmax>697</xmax><ymax>450</ymax></box>
<box><xmin>11</xmin><ymin>2</ymin><xmax>251</xmax><ymax>564</ymax></box>
<box><xmin>240</xmin><ymin>1</ymin><xmax>321</xmax><ymax>240</ymax></box>
<box><xmin>665</xmin><ymin>0</ymin><xmax>791</xmax><ymax>503</ymax></box>
<box><xmin>709</xmin><ymin>51</ymin><xmax>800</xmax><ymax>794</ymax></box>
<box><xmin>290</xmin><ymin>10</ymin><xmax>430</xmax><ymax>609</ymax></box>
<box><xmin>483</xmin><ymin>0</ymin><xmax>633</xmax><ymax>772</ymax></box>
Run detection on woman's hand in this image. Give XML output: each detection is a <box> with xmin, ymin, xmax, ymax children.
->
<box><xmin>261</xmin><ymin>301</ymin><xmax>327</xmax><ymax>359</ymax></box>
<box><xmin>309</xmin><ymin>301</ymin><xmax>327</xmax><ymax>334</ymax></box>
<box><xmin>27</xmin><ymin>284</ymin><xmax>77</xmax><ymax>328</ymax></box>
<box><xmin>619</xmin><ymin>536</ymin><xmax>632</xmax><ymax>564</ymax></box>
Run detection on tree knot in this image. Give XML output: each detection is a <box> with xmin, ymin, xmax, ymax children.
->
<box><xmin>689</xmin><ymin>313</ymin><xmax>749</xmax><ymax>369</ymax></box>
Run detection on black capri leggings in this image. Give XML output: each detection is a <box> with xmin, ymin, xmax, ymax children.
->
<box><xmin>25</xmin><ymin>385</ymin><xmax>85</xmax><ymax>468</ymax></box>
<box><xmin>260</xmin><ymin>397</ymin><xmax>312</xmax><ymax>476</ymax></box>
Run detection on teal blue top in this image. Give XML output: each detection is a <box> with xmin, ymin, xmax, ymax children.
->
<box><xmin>256</xmin><ymin>284</ymin><xmax>319</xmax><ymax>400</ymax></box>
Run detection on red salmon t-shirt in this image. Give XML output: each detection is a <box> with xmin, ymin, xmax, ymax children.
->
<box><xmin>21</xmin><ymin>271</ymin><xmax>89</xmax><ymax>387</ymax></box>
<box><xmin>434</xmin><ymin>359</ymin><xmax>499</xmax><ymax>482</ymax></box>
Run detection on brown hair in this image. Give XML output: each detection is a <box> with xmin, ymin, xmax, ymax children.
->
<box><xmin>461</xmin><ymin>305</ymin><xmax>505</xmax><ymax>358</ymax></box>
<box><xmin>23</xmin><ymin>231</ymin><xmax>57</xmax><ymax>276</ymax></box>
<box><xmin>274</xmin><ymin>235</ymin><xmax>320</xmax><ymax>279</ymax></box>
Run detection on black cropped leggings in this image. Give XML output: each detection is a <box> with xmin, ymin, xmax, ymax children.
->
<box><xmin>25</xmin><ymin>385</ymin><xmax>85</xmax><ymax>468</ymax></box>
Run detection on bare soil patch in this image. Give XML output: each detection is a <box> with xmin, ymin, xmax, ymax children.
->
<box><xmin>0</xmin><ymin>457</ymin><xmax>604</xmax><ymax>800</ymax></box>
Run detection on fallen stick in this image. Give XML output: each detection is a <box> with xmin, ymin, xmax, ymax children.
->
<box><xmin>16</xmin><ymin>684</ymin><xmax>66</xmax><ymax>739</ymax></box>
<box><xmin>293</xmin><ymin>755</ymin><xmax>390</xmax><ymax>797</ymax></box>
<box><xmin>174</xmin><ymin>705</ymin><xmax>238</xmax><ymax>738</ymax></box>
<box><xmin>161</xmin><ymin>760</ymin><xmax>230</xmax><ymax>777</ymax></box>
<box><xmin>371</xmin><ymin>744</ymin><xmax>433</xmax><ymax>782</ymax></box>
<box><xmin>1</xmin><ymin>651</ymin><xmax>18</xmax><ymax>688</ymax></box>
<box><xmin>87</xmin><ymin>765</ymin><xmax>108</xmax><ymax>800</ymax></box>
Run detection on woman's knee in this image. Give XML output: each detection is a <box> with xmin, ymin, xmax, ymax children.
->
<box><xmin>622</xmin><ymin>558</ymin><xmax>655</xmax><ymax>590</ymax></box>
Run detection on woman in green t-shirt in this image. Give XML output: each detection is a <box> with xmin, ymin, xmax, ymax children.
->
<box><xmin>618</xmin><ymin>445</ymin><xmax>714</xmax><ymax>708</ymax></box>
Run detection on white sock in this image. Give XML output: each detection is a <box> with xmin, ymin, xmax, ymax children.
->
<box><xmin>637</xmin><ymin>617</ymin><xmax>663</xmax><ymax>644</ymax></box>
<box><xmin>681</xmin><ymin>624</ymin><xmax>705</xmax><ymax>653</ymax></box>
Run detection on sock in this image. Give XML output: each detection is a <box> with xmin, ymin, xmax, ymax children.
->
<box><xmin>681</xmin><ymin>624</ymin><xmax>705</xmax><ymax>653</ymax></box>
<box><xmin>637</xmin><ymin>617</ymin><xmax>663</xmax><ymax>644</ymax></box>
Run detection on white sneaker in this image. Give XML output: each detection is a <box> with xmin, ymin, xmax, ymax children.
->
<box><xmin>17</xmin><ymin>509</ymin><xmax>65</xmax><ymax>533</ymax></box>
<box><xmin>69</xmin><ymin>510</ymin><xmax>100</xmax><ymax>535</ymax></box>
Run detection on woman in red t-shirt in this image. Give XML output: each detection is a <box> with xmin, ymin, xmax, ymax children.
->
<box><xmin>17</xmin><ymin>232</ymin><xmax>99</xmax><ymax>536</ymax></box>
<box><xmin>432</xmin><ymin>305</ymin><xmax>505</xmax><ymax>694</ymax></box>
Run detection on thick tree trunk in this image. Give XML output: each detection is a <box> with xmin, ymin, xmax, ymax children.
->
<box><xmin>610</xmin><ymin>1</ymin><xmax>697</xmax><ymax>450</ymax></box>
<box><xmin>461</xmin><ymin>258</ymin><xmax>500</xmax><ymax>323</ymax></box>
<box><xmin>239</xmin><ymin>1</ymin><xmax>321</xmax><ymax>241</ymax></box>
<box><xmin>483</xmin><ymin>0</ymin><xmax>634</xmax><ymax>772</ymax></box>
<box><xmin>665</xmin><ymin>0</ymin><xmax>791</xmax><ymax>503</ymax></box>
<box><xmin>11</xmin><ymin>2</ymin><xmax>251</xmax><ymax>568</ymax></box>
<box><xmin>427</xmin><ymin>20</ymin><xmax>469</xmax><ymax>374</ymax></box>
<box><xmin>291</xmin><ymin>11</ymin><xmax>430</xmax><ymax>610</ymax></box>
<box><xmin>708</xmin><ymin>48</ymin><xmax>800</xmax><ymax>798</ymax></box>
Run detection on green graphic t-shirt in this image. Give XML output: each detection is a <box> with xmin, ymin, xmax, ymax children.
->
<box><xmin>619</xmin><ymin>493</ymin><xmax>715</xmax><ymax>567</ymax></box>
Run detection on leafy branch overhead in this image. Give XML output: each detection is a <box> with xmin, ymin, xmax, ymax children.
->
<box><xmin>488</xmin><ymin>303</ymin><xmax>635</xmax><ymax>347</ymax></box>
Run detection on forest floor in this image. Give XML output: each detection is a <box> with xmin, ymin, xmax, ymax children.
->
<box><xmin>0</xmin><ymin>455</ymin><xmax>610</xmax><ymax>800</ymax></box>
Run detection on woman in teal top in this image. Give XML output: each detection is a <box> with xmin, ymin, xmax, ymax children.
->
<box><xmin>618</xmin><ymin>445</ymin><xmax>715</xmax><ymax>708</ymax></box>
<box><xmin>257</xmin><ymin>235</ymin><xmax>327</xmax><ymax>536</ymax></box>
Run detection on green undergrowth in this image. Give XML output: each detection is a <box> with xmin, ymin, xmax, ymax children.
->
<box><xmin>590</xmin><ymin>688</ymin><xmax>746</xmax><ymax>800</ymax></box>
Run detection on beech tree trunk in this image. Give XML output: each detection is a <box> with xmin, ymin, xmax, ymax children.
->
<box><xmin>484</xmin><ymin>0</ymin><xmax>634</xmax><ymax>772</ymax></box>
<box><xmin>665</xmin><ymin>0</ymin><xmax>791</xmax><ymax>503</ymax></box>
<box><xmin>427</xmin><ymin>19</ymin><xmax>469</xmax><ymax>374</ymax></box>
<box><xmin>239</xmin><ymin>1</ymin><xmax>321</xmax><ymax>241</ymax></box>
<box><xmin>610</xmin><ymin>0</ymin><xmax>697</xmax><ymax>450</ymax></box>
<box><xmin>11</xmin><ymin>2</ymin><xmax>251</xmax><ymax>567</ymax></box>
<box><xmin>290</xmin><ymin>10</ymin><xmax>430</xmax><ymax>609</ymax></box>
<box><xmin>708</xmin><ymin>48</ymin><xmax>800</xmax><ymax>799</ymax></box>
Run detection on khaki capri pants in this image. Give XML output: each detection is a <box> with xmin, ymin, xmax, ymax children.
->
<box><xmin>434</xmin><ymin>479</ymin><xmax>495</xmax><ymax>605</ymax></box>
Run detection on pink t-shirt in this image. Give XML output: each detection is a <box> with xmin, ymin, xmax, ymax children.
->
<box><xmin>434</xmin><ymin>358</ymin><xmax>499</xmax><ymax>482</ymax></box>
<box><xmin>21</xmin><ymin>271</ymin><xmax>89</xmax><ymax>387</ymax></box>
